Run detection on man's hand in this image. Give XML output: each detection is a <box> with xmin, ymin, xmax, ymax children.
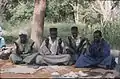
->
<box><xmin>27</xmin><ymin>42</ymin><xmax>35</xmax><ymax>53</ymax></box>
<box><xmin>68</xmin><ymin>36</ymin><xmax>72</xmax><ymax>45</ymax></box>
<box><xmin>65</xmin><ymin>46</ymin><xmax>69</xmax><ymax>50</ymax></box>
<box><xmin>68</xmin><ymin>36</ymin><xmax>72</xmax><ymax>41</ymax></box>
<box><xmin>14</xmin><ymin>42</ymin><xmax>19</xmax><ymax>49</ymax></box>
<box><xmin>65</xmin><ymin>46</ymin><xmax>71</xmax><ymax>54</ymax></box>
<box><xmin>2</xmin><ymin>47</ymin><xmax>6</xmax><ymax>51</ymax></box>
<box><xmin>14</xmin><ymin>42</ymin><xmax>21</xmax><ymax>55</ymax></box>
<box><xmin>58</xmin><ymin>38</ymin><xmax>62</xmax><ymax>46</ymax></box>
<box><xmin>45</xmin><ymin>38</ymin><xmax>49</xmax><ymax>48</ymax></box>
<box><xmin>31</xmin><ymin>42</ymin><xmax>35</xmax><ymax>49</ymax></box>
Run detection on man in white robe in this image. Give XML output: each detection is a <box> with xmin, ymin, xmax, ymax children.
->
<box><xmin>36</xmin><ymin>28</ymin><xmax>70</xmax><ymax>65</ymax></box>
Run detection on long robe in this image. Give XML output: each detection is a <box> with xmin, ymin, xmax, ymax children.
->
<box><xmin>67</xmin><ymin>36</ymin><xmax>87</xmax><ymax>63</ymax></box>
<box><xmin>36</xmin><ymin>37</ymin><xmax>70</xmax><ymax>65</ymax></box>
<box><xmin>75</xmin><ymin>39</ymin><xmax>116</xmax><ymax>69</ymax></box>
<box><xmin>9</xmin><ymin>38</ymin><xmax>38</xmax><ymax>64</ymax></box>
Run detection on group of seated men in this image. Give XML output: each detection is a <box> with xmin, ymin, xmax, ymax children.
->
<box><xmin>0</xmin><ymin>26</ymin><xmax>116</xmax><ymax>69</ymax></box>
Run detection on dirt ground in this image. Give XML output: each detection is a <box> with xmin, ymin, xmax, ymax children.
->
<box><xmin>0</xmin><ymin>59</ymin><xmax>120</xmax><ymax>78</ymax></box>
<box><xmin>0</xmin><ymin>44</ymin><xmax>119</xmax><ymax>78</ymax></box>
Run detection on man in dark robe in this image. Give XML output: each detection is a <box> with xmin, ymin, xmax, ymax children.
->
<box><xmin>75</xmin><ymin>30</ymin><xmax>116</xmax><ymax>69</ymax></box>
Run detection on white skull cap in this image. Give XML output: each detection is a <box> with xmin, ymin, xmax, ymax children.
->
<box><xmin>19</xmin><ymin>30</ymin><xmax>28</xmax><ymax>35</ymax></box>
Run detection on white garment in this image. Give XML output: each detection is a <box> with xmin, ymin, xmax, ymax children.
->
<box><xmin>49</xmin><ymin>37</ymin><xmax>64</xmax><ymax>55</ymax></box>
<box><xmin>72</xmin><ymin>36</ymin><xmax>87</xmax><ymax>49</ymax></box>
<box><xmin>72</xmin><ymin>36</ymin><xmax>81</xmax><ymax>47</ymax></box>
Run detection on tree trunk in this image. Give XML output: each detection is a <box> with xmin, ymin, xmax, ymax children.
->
<box><xmin>103</xmin><ymin>0</ymin><xmax>112</xmax><ymax>22</ymax></box>
<box><xmin>68</xmin><ymin>0</ymin><xmax>79</xmax><ymax>24</ymax></box>
<box><xmin>91</xmin><ymin>0</ymin><xmax>113</xmax><ymax>22</ymax></box>
<box><xmin>74</xmin><ymin>0</ymin><xmax>79</xmax><ymax>24</ymax></box>
<box><xmin>31</xmin><ymin>0</ymin><xmax>46</xmax><ymax>51</ymax></box>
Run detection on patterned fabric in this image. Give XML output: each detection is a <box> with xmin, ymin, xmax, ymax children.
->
<box><xmin>15</xmin><ymin>38</ymin><xmax>34</xmax><ymax>54</ymax></box>
<box><xmin>67</xmin><ymin>35</ymin><xmax>88</xmax><ymax>63</ymax></box>
<box><xmin>39</xmin><ymin>36</ymin><xmax>64</xmax><ymax>55</ymax></box>
<box><xmin>36</xmin><ymin>37</ymin><xmax>70</xmax><ymax>65</ymax></box>
<box><xmin>9</xmin><ymin>38</ymin><xmax>37</xmax><ymax>64</ymax></box>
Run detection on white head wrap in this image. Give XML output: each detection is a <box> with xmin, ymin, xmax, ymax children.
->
<box><xmin>19</xmin><ymin>30</ymin><xmax>28</xmax><ymax>35</ymax></box>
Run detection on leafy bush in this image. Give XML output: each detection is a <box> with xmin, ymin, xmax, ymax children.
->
<box><xmin>2</xmin><ymin>22</ymin><xmax>120</xmax><ymax>50</ymax></box>
<box><xmin>9</xmin><ymin>3</ymin><xmax>33</xmax><ymax>25</ymax></box>
<box><xmin>103</xmin><ymin>21</ymin><xmax>120</xmax><ymax>50</ymax></box>
<box><xmin>4</xmin><ymin>36</ymin><xmax>17</xmax><ymax>44</ymax></box>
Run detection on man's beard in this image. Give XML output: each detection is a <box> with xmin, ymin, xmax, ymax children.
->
<box><xmin>51</xmin><ymin>36</ymin><xmax>57</xmax><ymax>40</ymax></box>
<box><xmin>73</xmin><ymin>34</ymin><xmax>77</xmax><ymax>39</ymax></box>
<box><xmin>94</xmin><ymin>38</ymin><xmax>101</xmax><ymax>43</ymax></box>
<box><xmin>20</xmin><ymin>40</ymin><xmax>26</xmax><ymax>44</ymax></box>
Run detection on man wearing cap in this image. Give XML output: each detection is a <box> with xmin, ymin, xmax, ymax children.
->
<box><xmin>66</xmin><ymin>26</ymin><xmax>88</xmax><ymax>64</ymax></box>
<box><xmin>75</xmin><ymin>30</ymin><xmax>116</xmax><ymax>69</ymax></box>
<box><xmin>36</xmin><ymin>28</ymin><xmax>70</xmax><ymax>65</ymax></box>
<box><xmin>9</xmin><ymin>31</ymin><xmax>37</xmax><ymax>64</ymax></box>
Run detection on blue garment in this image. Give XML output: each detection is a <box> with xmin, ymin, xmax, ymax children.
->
<box><xmin>0</xmin><ymin>36</ymin><xmax>5</xmax><ymax>48</ymax></box>
<box><xmin>75</xmin><ymin>39</ymin><xmax>116</xmax><ymax>69</ymax></box>
<box><xmin>71</xmin><ymin>53</ymin><xmax>80</xmax><ymax>63</ymax></box>
<box><xmin>88</xmin><ymin>39</ymin><xmax>110</xmax><ymax>58</ymax></box>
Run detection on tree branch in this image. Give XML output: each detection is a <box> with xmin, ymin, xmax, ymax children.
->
<box><xmin>96</xmin><ymin>0</ymin><xmax>105</xmax><ymax>13</ymax></box>
<box><xmin>111</xmin><ymin>1</ymin><xmax>119</xmax><ymax>10</ymax></box>
<box><xmin>91</xmin><ymin>3</ymin><xmax>102</xmax><ymax>14</ymax></box>
<box><xmin>18</xmin><ymin>0</ymin><xmax>24</xmax><ymax>5</ymax></box>
<box><xmin>68</xmin><ymin>3</ymin><xmax>76</xmax><ymax>10</ymax></box>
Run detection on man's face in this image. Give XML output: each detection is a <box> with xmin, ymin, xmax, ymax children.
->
<box><xmin>19</xmin><ymin>34</ymin><xmax>27</xmax><ymax>43</ymax></box>
<box><xmin>71</xmin><ymin>30</ymin><xmax>78</xmax><ymax>38</ymax></box>
<box><xmin>93</xmin><ymin>33</ymin><xmax>101</xmax><ymax>42</ymax></box>
<box><xmin>50</xmin><ymin>31</ymin><xmax>57</xmax><ymax>39</ymax></box>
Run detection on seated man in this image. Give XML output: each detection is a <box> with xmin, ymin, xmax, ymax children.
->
<box><xmin>9</xmin><ymin>31</ymin><xmax>37</xmax><ymax>64</ymax></box>
<box><xmin>66</xmin><ymin>26</ymin><xmax>88</xmax><ymax>64</ymax></box>
<box><xmin>75</xmin><ymin>30</ymin><xmax>116</xmax><ymax>69</ymax></box>
<box><xmin>0</xmin><ymin>26</ymin><xmax>12</xmax><ymax>60</ymax></box>
<box><xmin>36</xmin><ymin>28</ymin><xmax>70</xmax><ymax>65</ymax></box>
<box><xmin>0</xmin><ymin>26</ymin><xmax>5</xmax><ymax>48</ymax></box>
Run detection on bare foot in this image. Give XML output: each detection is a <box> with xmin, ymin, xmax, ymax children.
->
<box><xmin>72</xmin><ymin>65</ymin><xmax>75</xmax><ymax>67</ymax></box>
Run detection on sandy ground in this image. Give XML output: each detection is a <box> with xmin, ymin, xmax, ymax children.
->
<box><xmin>0</xmin><ymin>45</ymin><xmax>119</xmax><ymax>78</ymax></box>
<box><xmin>0</xmin><ymin>59</ymin><xmax>120</xmax><ymax>78</ymax></box>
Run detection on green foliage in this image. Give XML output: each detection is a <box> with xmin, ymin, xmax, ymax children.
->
<box><xmin>0</xmin><ymin>0</ymin><xmax>33</xmax><ymax>26</ymax></box>
<box><xmin>3</xmin><ymin>22</ymin><xmax>120</xmax><ymax>49</ymax></box>
<box><xmin>46</xmin><ymin>0</ymin><xmax>74</xmax><ymax>23</ymax></box>
<box><xmin>1</xmin><ymin>0</ymin><xmax>92</xmax><ymax>24</ymax></box>
<box><xmin>4</xmin><ymin>36</ymin><xmax>17</xmax><ymax>44</ymax></box>
<box><xmin>1</xmin><ymin>0</ymin><xmax>120</xmax><ymax>49</ymax></box>
<box><xmin>8</xmin><ymin>1</ymin><xmax>34</xmax><ymax>25</ymax></box>
<box><xmin>103</xmin><ymin>21</ymin><xmax>120</xmax><ymax>50</ymax></box>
